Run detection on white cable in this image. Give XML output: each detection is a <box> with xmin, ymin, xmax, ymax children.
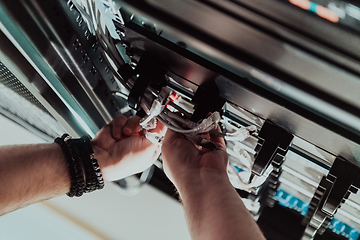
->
<box><xmin>139</xmin><ymin>99</ymin><xmax>162</xmax><ymax>127</ymax></box>
<box><xmin>163</xmin><ymin>109</ymin><xmax>196</xmax><ymax>128</ymax></box>
<box><xmin>157</xmin><ymin>112</ymin><xmax>221</xmax><ymax>134</ymax></box>
<box><xmin>159</xmin><ymin>113</ymin><xmax>182</xmax><ymax>129</ymax></box>
<box><xmin>156</xmin><ymin>115</ymin><xmax>189</xmax><ymax>133</ymax></box>
<box><xmin>224</xmin><ymin>125</ymin><xmax>257</xmax><ymax>142</ymax></box>
<box><xmin>228</xmin><ymin>162</ymin><xmax>271</xmax><ymax>189</ymax></box>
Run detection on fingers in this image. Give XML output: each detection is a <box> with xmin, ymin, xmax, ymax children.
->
<box><xmin>147</xmin><ymin>119</ymin><xmax>166</xmax><ymax>136</ymax></box>
<box><xmin>123</xmin><ymin>115</ymin><xmax>141</xmax><ymax>136</ymax></box>
<box><xmin>112</xmin><ymin>115</ymin><xmax>128</xmax><ymax>140</ymax></box>
<box><xmin>162</xmin><ymin>129</ymin><xmax>200</xmax><ymax>161</ymax></box>
<box><xmin>95</xmin><ymin>122</ymin><xmax>113</xmax><ymax>140</ymax></box>
<box><xmin>162</xmin><ymin>128</ymin><xmax>186</xmax><ymax>146</ymax></box>
<box><xmin>162</xmin><ymin>129</ymin><xmax>182</xmax><ymax>155</ymax></box>
<box><xmin>92</xmin><ymin>121</ymin><xmax>115</xmax><ymax>150</ymax></box>
<box><xmin>156</xmin><ymin>120</ymin><xmax>166</xmax><ymax>134</ymax></box>
<box><xmin>210</xmin><ymin>125</ymin><xmax>227</xmax><ymax>151</ymax></box>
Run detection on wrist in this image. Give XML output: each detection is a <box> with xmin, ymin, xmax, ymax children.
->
<box><xmin>55</xmin><ymin>135</ymin><xmax>105</xmax><ymax>197</ymax></box>
<box><xmin>91</xmin><ymin>143</ymin><xmax>106</xmax><ymax>169</ymax></box>
<box><xmin>90</xmin><ymin>142</ymin><xmax>111</xmax><ymax>181</ymax></box>
<box><xmin>175</xmin><ymin>169</ymin><xmax>231</xmax><ymax>200</ymax></box>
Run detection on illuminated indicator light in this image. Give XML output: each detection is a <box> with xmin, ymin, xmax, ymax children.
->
<box><xmin>309</xmin><ymin>2</ymin><xmax>317</xmax><ymax>12</ymax></box>
<box><xmin>166</xmin><ymin>91</ymin><xmax>179</xmax><ymax>109</ymax></box>
<box><xmin>316</xmin><ymin>5</ymin><xmax>340</xmax><ymax>22</ymax></box>
<box><xmin>289</xmin><ymin>0</ymin><xmax>310</xmax><ymax>10</ymax></box>
<box><xmin>289</xmin><ymin>0</ymin><xmax>340</xmax><ymax>23</ymax></box>
<box><xmin>169</xmin><ymin>91</ymin><xmax>179</xmax><ymax>102</ymax></box>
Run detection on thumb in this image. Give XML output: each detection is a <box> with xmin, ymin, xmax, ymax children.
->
<box><xmin>162</xmin><ymin>129</ymin><xmax>185</xmax><ymax>146</ymax></box>
<box><xmin>161</xmin><ymin>129</ymin><xmax>195</xmax><ymax>159</ymax></box>
<box><xmin>210</xmin><ymin>125</ymin><xmax>227</xmax><ymax>152</ymax></box>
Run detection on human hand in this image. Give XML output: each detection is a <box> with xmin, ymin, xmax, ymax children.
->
<box><xmin>161</xmin><ymin>126</ymin><xmax>228</xmax><ymax>190</ymax></box>
<box><xmin>91</xmin><ymin>115</ymin><xmax>165</xmax><ymax>181</ymax></box>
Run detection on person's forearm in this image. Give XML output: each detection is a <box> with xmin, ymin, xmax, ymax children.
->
<box><xmin>177</xmin><ymin>170</ymin><xmax>265</xmax><ymax>240</ymax></box>
<box><xmin>0</xmin><ymin>143</ymin><xmax>70</xmax><ymax>215</ymax></box>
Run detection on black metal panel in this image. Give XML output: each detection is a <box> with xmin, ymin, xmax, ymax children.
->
<box><xmin>115</xmin><ymin>10</ymin><xmax>360</xmax><ymax>165</ymax></box>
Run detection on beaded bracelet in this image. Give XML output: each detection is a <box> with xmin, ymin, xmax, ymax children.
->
<box><xmin>64</xmin><ymin>138</ymin><xmax>85</xmax><ymax>197</ymax></box>
<box><xmin>55</xmin><ymin>134</ymin><xmax>85</xmax><ymax>197</ymax></box>
<box><xmin>55</xmin><ymin>134</ymin><xmax>104</xmax><ymax>197</ymax></box>
<box><xmin>74</xmin><ymin>136</ymin><xmax>104</xmax><ymax>193</ymax></box>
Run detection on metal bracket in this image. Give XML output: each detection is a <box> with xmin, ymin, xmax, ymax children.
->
<box><xmin>248</xmin><ymin>121</ymin><xmax>293</xmax><ymax>215</ymax></box>
<box><xmin>251</xmin><ymin>120</ymin><xmax>293</xmax><ymax>177</ymax></box>
<box><xmin>302</xmin><ymin>157</ymin><xmax>360</xmax><ymax>240</ymax></box>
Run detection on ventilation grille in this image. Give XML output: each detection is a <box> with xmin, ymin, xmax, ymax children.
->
<box><xmin>0</xmin><ymin>62</ymin><xmax>50</xmax><ymax>114</ymax></box>
<box><xmin>0</xmin><ymin>61</ymin><xmax>65</xmax><ymax>139</ymax></box>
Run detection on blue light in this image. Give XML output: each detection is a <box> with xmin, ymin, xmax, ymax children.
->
<box><xmin>275</xmin><ymin>189</ymin><xmax>360</xmax><ymax>239</ymax></box>
<box><xmin>329</xmin><ymin>219</ymin><xmax>360</xmax><ymax>240</ymax></box>
<box><xmin>275</xmin><ymin>189</ymin><xmax>309</xmax><ymax>215</ymax></box>
<box><xmin>309</xmin><ymin>2</ymin><xmax>317</xmax><ymax>13</ymax></box>
<box><xmin>234</xmin><ymin>165</ymin><xmax>245</xmax><ymax>173</ymax></box>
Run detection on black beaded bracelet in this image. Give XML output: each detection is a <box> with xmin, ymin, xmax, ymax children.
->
<box><xmin>55</xmin><ymin>134</ymin><xmax>85</xmax><ymax>197</ymax></box>
<box><xmin>55</xmin><ymin>134</ymin><xmax>104</xmax><ymax>197</ymax></box>
<box><xmin>64</xmin><ymin>138</ymin><xmax>85</xmax><ymax>197</ymax></box>
<box><xmin>74</xmin><ymin>136</ymin><xmax>104</xmax><ymax>193</ymax></box>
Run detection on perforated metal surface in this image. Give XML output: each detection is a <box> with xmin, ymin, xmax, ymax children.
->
<box><xmin>0</xmin><ymin>61</ymin><xmax>65</xmax><ymax>139</ymax></box>
<box><xmin>0</xmin><ymin>62</ymin><xmax>49</xmax><ymax>114</ymax></box>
